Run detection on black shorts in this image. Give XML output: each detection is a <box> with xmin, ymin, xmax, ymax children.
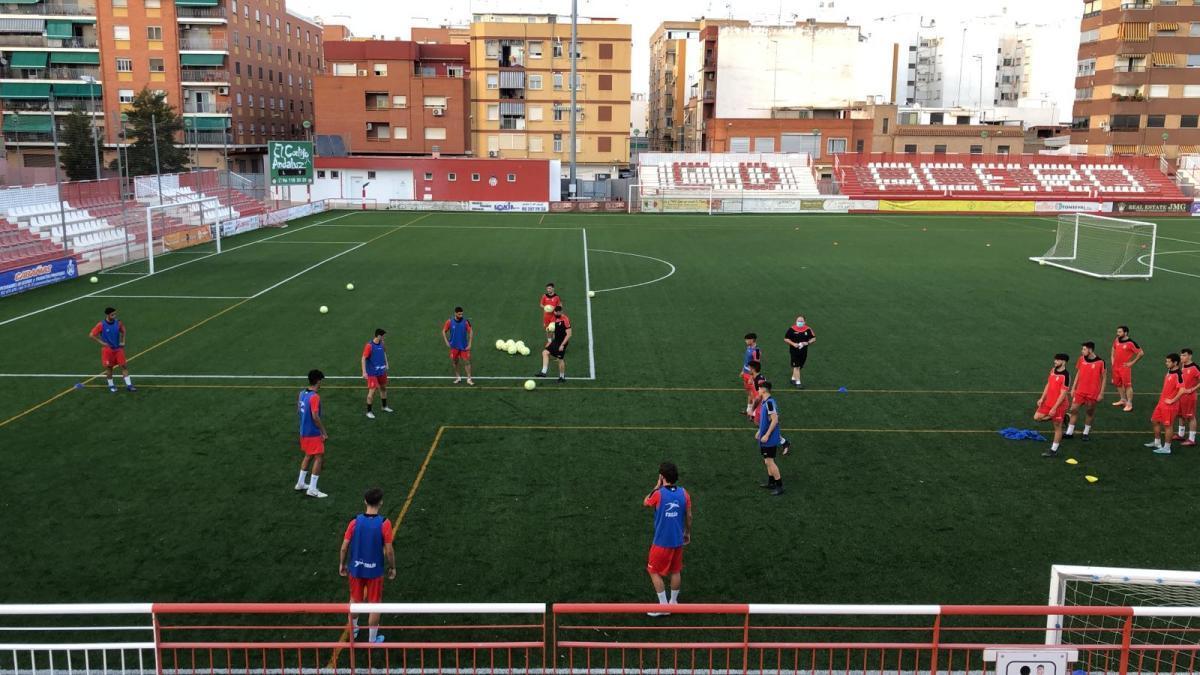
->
<box><xmin>760</xmin><ymin>445</ymin><xmax>778</xmax><ymax>459</ymax></box>
<box><xmin>546</xmin><ymin>342</ymin><xmax>568</xmax><ymax>359</ymax></box>
<box><xmin>790</xmin><ymin>348</ymin><xmax>808</xmax><ymax>369</ymax></box>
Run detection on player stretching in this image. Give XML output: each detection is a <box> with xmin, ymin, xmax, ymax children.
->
<box><xmin>442</xmin><ymin>307</ymin><xmax>474</xmax><ymax>385</ymax></box>
<box><xmin>741</xmin><ymin>333</ymin><xmax>762</xmax><ymax>416</ymax></box>
<box><xmin>1145</xmin><ymin>353</ymin><xmax>1184</xmax><ymax>455</ymax></box>
<box><xmin>784</xmin><ymin>316</ymin><xmax>815</xmax><ymax>389</ymax></box>
<box><xmin>755</xmin><ymin>381</ymin><xmax>790</xmax><ymax>496</ymax></box>
<box><xmin>295</xmin><ymin>369</ymin><xmax>329</xmax><ymax>498</ymax></box>
<box><xmin>537</xmin><ymin>305</ymin><xmax>571</xmax><ymax>382</ymax></box>
<box><xmin>1065</xmin><ymin>342</ymin><xmax>1106</xmax><ymax>442</ymax></box>
<box><xmin>539</xmin><ymin>282</ymin><xmax>562</xmax><ymax>329</ymax></box>
<box><xmin>1175</xmin><ymin>348</ymin><xmax>1199</xmax><ymax>447</ymax></box>
<box><xmin>642</xmin><ymin>462</ymin><xmax>691</xmax><ymax>617</ymax></box>
<box><xmin>1110</xmin><ymin>325</ymin><xmax>1143</xmax><ymax>412</ymax></box>
<box><xmin>361</xmin><ymin>329</ymin><xmax>393</xmax><ymax>419</ymax></box>
<box><xmin>1035</xmin><ymin>353</ymin><xmax>1070</xmax><ymax>458</ymax></box>
<box><xmin>339</xmin><ymin>487</ymin><xmax>396</xmax><ymax>643</ymax></box>
<box><xmin>88</xmin><ymin>307</ymin><xmax>136</xmax><ymax>393</ymax></box>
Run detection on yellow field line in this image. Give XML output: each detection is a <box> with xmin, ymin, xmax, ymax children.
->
<box><xmin>440</xmin><ymin>423</ymin><xmax>1148</xmax><ymax>435</ymax></box>
<box><xmin>393</xmin><ymin>425</ymin><xmax>446</xmax><ymax>536</ymax></box>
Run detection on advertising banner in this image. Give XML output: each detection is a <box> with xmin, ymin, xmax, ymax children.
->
<box><xmin>1192</xmin><ymin>201</ymin><xmax>1200</xmax><ymax>217</ymax></box>
<box><xmin>879</xmin><ymin>200</ymin><xmax>1036</xmax><ymax>213</ymax></box>
<box><xmin>1034</xmin><ymin>201</ymin><xmax>1108</xmax><ymax>213</ymax></box>
<box><xmin>1113</xmin><ymin>201</ymin><xmax>1192</xmax><ymax>215</ymax></box>
<box><xmin>0</xmin><ymin>256</ymin><xmax>78</xmax><ymax>297</ymax></box>
<box><xmin>268</xmin><ymin>141</ymin><xmax>315</xmax><ymax>186</ymax></box>
<box><xmin>467</xmin><ymin>201</ymin><xmax>549</xmax><ymax>213</ymax></box>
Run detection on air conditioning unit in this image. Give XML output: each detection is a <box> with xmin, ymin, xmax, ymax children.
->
<box><xmin>366</xmin><ymin>122</ymin><xmax>374</xmax><ymax>130</ymax></box>
<box><xmin>431</xmin><ymin>107</ymin><xmax>445</xmax><ymax>116</ymax></box>
<box><xmin>217</xmin><ymin>86</ymin><xmax>229</xmax><ymax>95</ymax></box>
<box><xmin>488</xmin><ymin>151</ymin><xmax>498</xmax><ymax>158</ymax></box>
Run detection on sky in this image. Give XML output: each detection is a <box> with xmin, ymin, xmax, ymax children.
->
<box><xmin>289</xmin><ymin>0</ymin><xmax>1084</xmax><ymax>96</ymax></box>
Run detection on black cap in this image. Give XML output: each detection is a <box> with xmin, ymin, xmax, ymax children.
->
<box><xmin>104</xmin><ymin>307</ymin><xmax>116</xmax><ymax>315</ymax></box>
<box><xmin>374</xmin><ymin>328</ymin><xmax>386</xmax><ymax>337</ymax></box>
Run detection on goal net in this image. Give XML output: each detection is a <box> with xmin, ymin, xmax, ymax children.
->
<box><xmin>1047</xmin><ymin>565</ymin><xmax>1200</xmax><ymax>671</ymax></box>
<box><xmin>1031</xmin><ymin>213</ymin><xmax>1157</xmax><ymax>279</ymax></box>
<box><xmin>145</xmin><ymin>196</ymin><xmax>226</xmax><ymax>274</ymax></box>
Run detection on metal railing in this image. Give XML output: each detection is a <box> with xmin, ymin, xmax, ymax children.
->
<box><xmin>182</xmin><ymin>102</ymin><xmax>220</xmax><ymax>113</ymax></box>
<box><xmin>178</xmin><ymin>36</ymin><xmax>228</xmax><ymax>50</ymax></box>
<box><xmin>179</xmin><ymin>69</ymin><xmax>229</xmax><ymax>83</ymax></box>
<box><xmin>0</xmin><ymin>2</ymin><xmax>96</xmax><ymax>14</ymax></box>
<box><xmin>1</xmin><ymin>131</ymin><xmax>56</xmax><ymax>144</ymax></box>
<box><xmin>0</xmin><ymin>35</ymin><xmax>98</xmax><ymax>48</ymax></box>
<box><xmin>185</xmin><ymin>131</ymin><xmax>232</xmax><ymax>145</ymax></box>
<box><xmin>1</xmin><ymin>98</ymin><xmax>97</xmax><ymax>111</ymax></box>
<box><xmin>0</xmin><ymin>66</ymin><xmax>101</xmax><ymax>80</ymax></box>
<box><xmin>175</xmin><ymin>5</ymin><xmax>226</xmax><ymax>19</ymax></box>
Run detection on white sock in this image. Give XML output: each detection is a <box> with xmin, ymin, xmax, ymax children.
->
<box><xmin>1164</xmin><ymin>443</ymin><xmax>1172</xmax><ymax>452</ymax></box>
<box><xmin>123</xmin><ymin>376</ymin><xmax>132</xmax><ymax>386</ymax></box>
<box><xmin>1065</xmin><ymin>424</ymin><xmax>1075</xmax><ymax>435</ymax></box>
<box><xmin>368</xmin><ymin>626</ymin><xmax>378</xmax><ymax>642</ymax></box>
<box><xmin>1154</xmin><ymin>438</ymin><xmax>1163</xmax><ymax>448</ymax></box>
<box><xmin>669</xmin><ymin>589</ymin><xmax>679</xmax><ymax>604</ymax></box>
<box><xmin>106</xmin><ymin>378</ymin><xmax>114</xmax><ymax>387</ymax></box>
<box><xmin>309</xmin><ymin>475</ymin><xmax>319</xmax><ymax>490</ymax></box>
<box><xmin>1083</xmin><ymin>425</ymin><xmax>1092</xmax><ymax>435</ymax></box>
<box><xmin>297</xmin><ymin>470</ymin><xmax>308</xmax><ymax>484</ymax></box>
<box><xmin>1190</xmin><ymin>431</ymin><xmax>1197</xmax><ymax>442</ymax></box>
<box><xmin>540</xmin><ymin>368</ymin><xmax>547</xmax><ymax>375</ymax></box>
<box><xmin>656</xmin><ymin>591</ymin><xmax>667</xmax><ymax>604</ymax></box>
<box><xmin>353</xmin><ymin>619</ymin><xmax>359</xmax><ymax>633</ymax></box>
<box><xmin>1051</xmin><ymin>442</ymin><xmax>1060</xmax><ymax>451</ymax></box>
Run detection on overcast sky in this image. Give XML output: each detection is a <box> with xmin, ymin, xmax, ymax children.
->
<box><xmin>289</xmin><ymin>0</ymin><xmax>1083</xmax><ymax>93</ymax></box>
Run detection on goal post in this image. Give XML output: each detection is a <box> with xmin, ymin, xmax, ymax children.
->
<box><xmin>1031</xmin><ymin>213</ymin><xmax>1157</xmax><ymax>279</ymax></box>
<box><xmin>145</xmin><ymin>196</ymin><xmax>225</xmax><ymax>274</ymax></box>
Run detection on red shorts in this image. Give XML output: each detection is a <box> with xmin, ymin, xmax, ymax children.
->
<box><xmin>741</xmin><ymin>373</ymin><xmax>756</xmax><ymax>396</ymax></box>
<box><xmin>1036</xmin><ymin>400</ymin><xmax>1067</xmax><ymax>423</ymax></box>
<box><xmin>1152</xmin><ymin>402</ymin><xmax>1179</xmax><ymax>426</ymax></box>
<box><xmin>1111</xmin><ymin>366</ymin><xmax>1132</xmax><ymax>388</ymax></box>
<box><xmin>300</xmin><ymin>436</ymin><xmax>325</xmax><ymax>456</ymax></box>
<box><xmin>450</xmin><ymin>348</ymin><xmax>471</xmax><ymax>360</ymax></box>
<box><xmin>101</xmin><ymin>347</ymin><xmax>126</xmax><ymax>367</ymax></box>
<box><xmin>349</xmin><ymin>576</ymin><xmax>383</xmax><ymax>603</ymax></box>
<box><xmin>1072</xmin><ymin>392</ymin><xmax>1099</xmax><ymax>407</ymax></box>
<box><xmin>366</xmin><ymin>374</ymin><xmax>388</xmax><ymax>389</ymax></box>
<box><xmin>646</xmin><ymin>545</ymin><xmax>684</xmax><ymax>576</ymax></box>
<box><xmin>1180</xmin><ymin>394</ymin><xmax>1197</xmax><ymax>420</ymax></box>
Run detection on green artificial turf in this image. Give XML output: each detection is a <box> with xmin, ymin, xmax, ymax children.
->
<box><xmin>2</xmin><ymin>210</ymin><xmax>1199</xmax><ymax>608</ymax></box>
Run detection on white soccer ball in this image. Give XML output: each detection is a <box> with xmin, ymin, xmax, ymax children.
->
<box><xmin>515</xmin><ymin>340</ymin><xmax>526</xmax><ymax>350</ymax></box>
<box><xmin>543</xmin><ymin>304</ymin><xmax>555</xmax><ymax>312</ymax></box>
<box><xmin>1039</xmin><ymin>260</ymin><xmax>1046</xmax><ymax>266</ymax></box>
<box><xmin>89</xmin><ymin>276</ymin><xmax>99</xmax><ymax>284</ymax></box>
<box><xmin>345</xmin><ymin>283</ymin><xmax>355</xmax><ymax>291</ymax></box>
<box><xmin>546</xmin><ymin>323</ymin><xmax>556</xmax><ymax>331</ymax></box>
<box><xmin>319</xmin><ymin>305</ymin><xmax>329</xmax><ymax>314</ymax></box>
<box><xmin>495</xmin><ymin>339</ymin><xmax>506</xmax><ymax>350</ymax></box>
<box><xmin>504</xmin><ymin>339</ymin><xmax>516</xmax><ymax>350</ymax></box>
<box><xmin>506</xmin><ymin>343</ymin><xmax>518</xmax><ymax>355</ymax></box>
<box><xmin>524</xmin><ymin>379</ymin><xmax>536</xmax><ymax>391</ymax></box>
<box><xmin>588</xmin><ymin>291</ymin><xmax>595</xmax><ymax>298</ymax></box>
<box><xmin>518</xmin><ymin>346</ymin><xmax>530</xmax><ymax>356</ymax></box>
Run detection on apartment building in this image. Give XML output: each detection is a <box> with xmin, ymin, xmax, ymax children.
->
<box><xmin>1070</xmin><ymin>0</ymin><xmax>1200</xmax><ymax>159</ymax></box>
<box><xmin>646</xmin><ymin>20</ymin><xmax>698</xmax><ymax>152</ymax></box>
<box><xmin>468</xmin><ymin>13</ymin><xmax>631</xmax><ymax>178</ymax></box>
<box><xmin>314</xmin><ymin>38</ymin><xmax>470</xmax><ymax>155</ymax></box>
<box><xmin>0</xmin><ymin>0</ymin><xmax>323</xmax><ymax>176</ymax></box>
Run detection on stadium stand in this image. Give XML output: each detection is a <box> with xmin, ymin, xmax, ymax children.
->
<box><xmin>639</xmin><ymin>153</ymin><xmax>820</xmax><ymax>196</ymax></box>
<box><xmin>835</xmin><ymin>154</ymin><xmax>1186</xmax><ymax>200</ymax></box>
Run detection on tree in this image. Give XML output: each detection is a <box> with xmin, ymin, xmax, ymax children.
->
<box><xmin>117</xmin><ymin>89</ymin><xmax>190</xmax><ymax>177</ymax></box>
<box><xmin>59</xmin><ymin>106</ymin><xmax>97</xmax><ymax>182</ymax></box>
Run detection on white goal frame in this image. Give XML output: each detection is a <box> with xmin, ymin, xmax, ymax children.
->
<box><xmin>1030</xmin><ymin>213</ymin><xmax>1157</xmax><ymax>280</ymax></box>
<box><xmin>1046</xmin><ymin>564</ymin><xmax>1200</xmax><ymax>644</ymax></box>
<box><xmin>145</xmin><ymin>196</ymin><xmax>225</xmax><ymax>274</ymax></box>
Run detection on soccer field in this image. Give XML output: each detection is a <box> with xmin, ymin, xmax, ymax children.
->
<box><xmin>1</xmin><ymin>209</ymin><xmax>1199</xmax><ymax>606</ymax></box>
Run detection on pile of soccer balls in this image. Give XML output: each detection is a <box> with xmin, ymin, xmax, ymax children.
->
<box><xmin>495</xmin><ymin>339</ymin><xmax>530</xmax><ymax>357</ymax></box>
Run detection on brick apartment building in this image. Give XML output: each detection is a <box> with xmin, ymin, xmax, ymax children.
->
<box><xmin>1</xmin><ymin>0</ymin><xmax>323</xmax><ymax>180</ymax></box>
<box><xmin>314</xmin><ymin>39</ymin><xmax>470</xmax><ymax>155</ymax></box>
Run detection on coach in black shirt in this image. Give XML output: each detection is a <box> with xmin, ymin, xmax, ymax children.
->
<box><xmin>784</xmin><ymin>316</ymin><xmax>815</xmax><ymax>389</ymax></box>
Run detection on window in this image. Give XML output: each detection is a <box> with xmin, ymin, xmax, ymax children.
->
<box><xmin>146</xmin><ymin>26</ymin><xmax>162</xmax><ymax>40</ymax></box>
<box><xmin>507</xmin><ymin>173</ymin><xmax>517</xmax><ymax>182</ymax></box>
<box><xmin>424</xmin><ymin>96</ymin><xmax>447</xmax><ymax>108</ymax></box>
<box><xmin>1188</xmin><ymin>54</ymin><xmax>1200</xmax><ymax>68</ymax></box>
<box><xmin>529</xmin><ymin>74</ymin><xmax>543</xmax><ymax>90</ymax></box>
<box><xmin>1147</xmin><ymin>114</ymin><xmax>1166</xmax><ymax>128</ymax></box>
<box><xmin>447</xmin><ymin>172</ymin><xmax>456</xmax><ymax>181</ymax></box>
<box><xmin>528</xmin><ymin>41</ymin><xmax>543</xmax><ymax>58</ymax></box>
<box><xmin>393</xmin><ymin>127</ymin><xmax>407</xmax><ymax>139</ymax></box>
<box><xmin>1075</xmin><ymin>87</ymin><xmax>1093</xmax><ymax>100</ymax></box>
<box><xmin>1149</xmin><ymin>84</ymin><xmax>1169</xmax><ymax>98</ymax></box>
<box><xmin>247</xmin><ymin>94</ymin><xmax>254</xmax><ymax>107</ymax></box>
<box><xmin>114</xmin><ymin>25</ymin><xmax>130</xmax><ymax>40</ymax></box>
<box><xmin>316</xmin><ymin>170</ymin><xmax>325</xmax><ymax>179</ymax></box>
<box><xmin>330</xmin><ymin>170</ymin><xmax>340</xmax><ymax>179</ymax></box>
<box><xmin>486</xmin><ymin>73</ymin><xmax>498</xmax><ymax>89</ymax></box>
<box><xmin>1080</xmin><ymin>29</ymin><xmax>1100</xmax><ymax>43</ymax></box>
<box><xmin>598</xmin><ymin>136</ymin><xmax>612</xmax><ymax>152</ymax></box>
<box><xmin>1077</xmin><ymin>58</ymin><xmax>1096</xmax><ymax>76</ymax></box>
<box><xmin>933</xmin><ymin>144</ymin><xmax>947</xmax><ymax>154</ymax></box>
<box><xmin>598</xmin><ymin>43</ymin><xmax>613</xmax><ymax>59</ymax></box>
<box><xmin>1184</xmin><ymin>85</ymin><xmax>1200</xmax><ymax>97</ymax></box>
<box><xmin>929</xmin><ymin>112</ymin><xmax>944</xmax><ymax>124</ymax></box>
<box><xmin>855</xmin><ymin>139</ymin><xmax>864</xmax><ymax>153</ymax></box>
<box><xmin>553</xmin><ymin>133</ymin><xmax>563</xmax><ymax>152</ymax></box>
<box><xmin>145</xmin><ymin>0</ymin><xmax>160</xmax><ymax>6</ymax></box>
<box><xmin>255</xmin><ymin>9</ymin><xmax>260</xmax><ymax>21</ymax></box>
<box><xmin>487</xmin><ymin>104</ymin><xmax>499</xmax><ymax>121</ymax></box>
<box><xmin>471</xmin><ymin>173</ymin><xmax>481</xmax><ymax>182</ymax></box>
<box><xmin>332</xmin><ymin>63</ymin><xmax>356</xmax><ymax>77</ymax></box>
<box><xmin>1192</xmin><ymin>22</ymin><xmax>1200</xmax><ymax>37</ymax></box>
<box><xmin>528</xmin><ymin>106</ymin><xmax>543</xmax><ymax>121</ymax></box>
<box><xmin>1111</xmin><ymin>114</ymin><xmax>1141</xmax><ymax>130</ymax></box>
<box><xmin>235</xmin><ymin>92</ymin><xmax>242</xmax><ymax>105</ymax></box>
<box><xmin>969</xmin><ymin>144</ymin><xmax>983</xmax><ymax>154</ymax></box>
<box><xmin>598</xmin><ymin>74</ymin><xmax>612</xmax><ymax>91</ymax></box>
<box><xmin>392</xmin><ymin>95</ymin><xmax>406</xmax><ymax>108</ymax></box>
<box><xmin>424</xmin><ymin>172</ymin><xmax>433</xmax><ymax>180</ymax></box>
<box><xmin>1083</xmin><ymin>0</ymin><xmax>1100</xmax><ymax>16</ymax></box>
<box><xmin>903</xmin><ymin>144</ymin><xmax>917</xmax><ymax>153</ymax></box>
<box><xmin>997</xmin><ymin>145</ymin><xmax>1010</xmax><ymax>154</ymax></box>
<box><xmin>553</xmin><ymin>41</ymin><xmax>563</xmax><ymax>57</ymax></box>
<box><xmin>826</xmin><ymin>138</ymin><xmax>847</xmax><ymax>154</ymax></box>
<box><xmin>485</xmin><ymin>40</ymin><xmax>500</xmax><ymax>59</ymax></box>
<box><xmin>373</xmin><ymin>63</ymin><xmax>387</xmax><ymax>76</ymax></box>
<box><xmin>529</xmin><ymin>136</ymin><xmax>544</xmax><ymax>152</ymax></box>
<box><xmin>111</xmin><ymin>0</ymin><xmax>126</xmax><ymax>6</ymax></box>
<box><xmin>553</xmin><ymin>72</ymin><xmax>564</xmax><ymax>90</ymax></box>
<box><xmin>118</xmin><ymin>89</ymin><xmax>134</xmax><ymax>103</ymax></box>
<box><xmin>882</xmin><ymin>117</ymin><xmax>889</xmax><ymax>134</ymax></box>
<box><xmin>1072</xmin><ymin>116</ymin><xmax>1089</xmax><ymax>130</ymax></box>
<box><xmin>598</xmin><ymin>105</ymin><xmax>612</xmax><ymax>122</ymax></box>
<box><xmin>149</xmin><ymin>58</ymin><xmax>164</xmax><ymax>72</ymax></box>
<box><xmin>116</xmin><ymin>58</ymin><xmax>132</xmax><ymax>72</ymax></box>
<box><xmin>425</xmin><ymin>127</ymin><xmax>447</xmax><ymax>140</ymax></box>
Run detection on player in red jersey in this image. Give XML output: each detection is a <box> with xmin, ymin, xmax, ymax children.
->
<box><xmin>1110</xmin><ymin>325</ymin><xmax>1143</xmax><ymax>412</ymax></box>
<box><xmin>740</xmin><ymin>333</ymin><xmax>762</xmax><ymax>416</ymax></box>
<box><xmin>361</xmin><ymin>329</ymin><xmax>392</xmax><ymax>420</ymax></box>
<box><xmin>1145</xmin><ymin>353</ymin><xmax>1184</xmax><ymax>455</ymax></box>
<box><xmin>539</xmin><ymin>283</ymin><xmax>562</xmax><ymax>329</ymax></box>
<box><xmin>339</xmin><ymin>487</ymin><xmax>396</xmax><ymax>643</ymax></box>
<box><xmin>537</xmin><ymin>305</ymin><xmax>572</xmax><ymax>382</ymax></box>
<box><xmin>746</xmin><ymin>361</ymin><xmax>766</xmax><ymax>425</ymax></box>
<box><xmin>1175</xmin><ymin>348</ymin><xmax>1199</xmax><ymax>447</ymax></box>
<box><xmin>1064</xmin><ymin>341</ymin><xmax>1106</xmax><ymax>442</ymax></box>
<box><xmin>1035</xmin><ymin>353</ymin><xmax>1071</xmax><ymax>458</ymax></box>
<box><xmin>88</xmin><ymin>307</ymin><xmax>136</xmax><ymax>393</ymax></box>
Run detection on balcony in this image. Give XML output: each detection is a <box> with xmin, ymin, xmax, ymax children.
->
<box><xmin>184</xmin><ymin>131</ymin><xmax>232</xmax><ymax>145</ymax></box>
<box><xmin>1</xmin><ymin>131</ymin><xmax>56</xmax><ymax>144</ymax></box>
<box><xmin>176</xmin><ymin>6</ymin><xmax>227</xmax><ymax>19</ymax></box>
<box><xmin>179</xmin><ymin>69</ymin><xmax>229</xmax><ymax>83</ymax></box>
<box><xmin>0</xmin><ymin>35</ymin><xmax>97</xmax><ymax>48</ymax></box>
<box><xmin>0</xmin><ymin>2</ymin><xmax>96</xmax><ymax>15</ymax></box>
<box><xmin>1119</xmin><ymin>1</ymin><xmax>1151</xmax><ymax>8</ymax></box>
<box><xmin>0</xmin><ymin>66</ymin><xmax>101</xmax><ymax>80</ymax></box>
<box><xmin>178</xmin><ymin>36</ymin><xmax>227</xmax><ymax>50</ymax></box>
<box><xmin>1</xmin><ymin>98</ymin><xmax>97</xmax><ymax>111</ymax></box>
<box><xmin>183</xmin><ymin>101</ymin><xmax>221</xmax><ymax>113</ymax></box>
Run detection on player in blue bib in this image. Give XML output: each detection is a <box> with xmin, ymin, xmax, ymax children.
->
<box><xmin>754</xmin><ymin>381</ymin><xmax>790</xmax><ymax>496</ymax></box>
<box><xmin>642</xmin><ymin>462</ymin><xmax>692</xmax><ymax>616</ymax></box>
<box><xmin>361</xmin><ymin>329</ymin><xmax>392</xmax><ymax>419</ymax></box>
<box><xmin>339</xmin><ymin>487</ymin><xmax>396</xmax><ymax>643</ymax></box>
<box><xmin>442</xmin><ymin>307</ymin><xmax>474</xmax><ymax>385</ymax></box>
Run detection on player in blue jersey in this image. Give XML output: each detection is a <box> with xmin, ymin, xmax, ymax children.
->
<box><xmin>361</xmin><ymin>329</ymin><xmax>393</xmax><ymax>420</ymax></box>
<box><xmin>442</xmin><ymin>307</ymin><xmax>475</xmax><ymax>386</ymax></box>
<box><xmin>754</xmin><ymin>381</ymin><xmax>789</xmax><ymax>496</ymax></box>
<box><xmin>643</xmin><ymin>461</ymin><xmax>692</xmax><ymax>617</ymax></box>
<box><xmin>339</xmin><ymin>487</ymin><xmax>396</xmax><ymax>643</ymax></box>
<box><xmin>88</xmin><ymin>307</ymin><xmax>135</xmax><ymax>393</ymax></box>
<box><xmin>741</xmin><ymin>333</ymin><xmax>761</xmax><ymax>416</ymax></box>
<box><xmin>294</xmin><ymin>369</ymin><xmax>329</xmax><ymax>498</ymax></box>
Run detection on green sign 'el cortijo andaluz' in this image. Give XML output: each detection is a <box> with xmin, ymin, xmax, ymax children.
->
<box><xmin>268</xmin><ymin>141</ymin><xmax>314</xmax><ymax>185</ymax></box>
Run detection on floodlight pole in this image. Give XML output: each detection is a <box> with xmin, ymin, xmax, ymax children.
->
<box><xmin>151</xmin><ymin>114</ymin><xmax>163</xmax><ymax>205</ymax></box>
<box><xmin>82</xmin><ymin>75</ymin><xmax>101</xmax><ymax>180</ymax></box>
<box><xmin>568</xmin><ymin>0</ymin><xmax>578</xmax><ymax>198</ymax></box>
<box><xmin>48</xmin><ymin>86</ymin><xmax>69</xmax><ymax>255</ymax></box>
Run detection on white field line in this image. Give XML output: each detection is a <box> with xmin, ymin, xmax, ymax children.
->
<box><xmin>581</xmin><ymin>228</ymin><xmax>596</xmax><ymax>381</ymax></box>
<box><xmin>258</xmin><ymin>240</ymin><xmax>369</xmax><ymax>244</ymax></box>
<box><xmin>0</xmin><ymin>373</ymin><xmax>591</xmax><ymax>381</ymax></box>
<box><xmin>91</xmin><ymin>295</ymin><xmax>252</xmax><ymax>300</ymax></box>
<box><xmin>0</xmin><ymin>211</ymin><xmax>358</xmax><ymax>328</ymax></box>
<box><xmin>588</xmin><ymin>248</ymin><xmax>677</xmax><ymax>294</ymax></box>
<box><xmin>1136</xmin><ymin>250</ymin><xmax>1200</xmax><ymax>279</ymax></box>
<box><xmin>96</xmin><ymin>272</ymin><xmax>147</xmax><ymax>276</ymax></box>
<box><xmin>406</xmin><ymin>225</ymin><xmax>575</xmax><ymax>231</ymax></box>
